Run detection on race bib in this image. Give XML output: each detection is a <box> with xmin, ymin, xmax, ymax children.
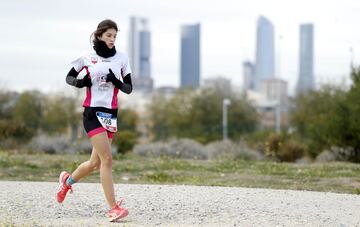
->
<box><xmin>96</xmin><ymin>112</ymin><xmax>117</xmax><ymax>132</ymax></box>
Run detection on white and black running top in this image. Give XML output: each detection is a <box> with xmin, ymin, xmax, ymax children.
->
<box><xmin>71</xmin><ymin>50</ymin><xmax>132</xmax><ymax>109</ymax></box>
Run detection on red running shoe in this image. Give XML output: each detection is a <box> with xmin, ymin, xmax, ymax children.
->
<box><xmin>56</xmin><ymin>171</ymin><xmax>73</xmax><ymax>203</ymax></box>
<box><xmin>107</xmin><ymin>201</ymin><xmax>129</xmax><ymax>222</ymax></box>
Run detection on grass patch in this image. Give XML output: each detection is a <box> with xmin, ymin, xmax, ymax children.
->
<box><xmin>1</xmin><ymin>150</ymin><xmax>360</xmax><ymax>194</ymax></box>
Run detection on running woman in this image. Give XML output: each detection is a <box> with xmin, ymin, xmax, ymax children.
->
<box><xmin>56</xmin><ymin>19</ymin><xmax>132</xmax><ymax>222</ymax></box>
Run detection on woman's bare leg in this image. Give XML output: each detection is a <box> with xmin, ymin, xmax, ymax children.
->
<box><xmin>90</xmin><ymin>132</ymin><xmax>116</xmax><ymax>208</ymax></box>
<box><xmin>71</xmin><ymin>147</ymin><xmax>101</xmax><ymax>182</ymax></box>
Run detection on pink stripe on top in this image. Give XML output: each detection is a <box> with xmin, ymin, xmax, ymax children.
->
<box><xmin>82</xmin><ymin>66</ymin><xmax>92</xmax><ymax>107</ymax></box>
<box><xmin>111</xmin><ymin>87</ymin><xmax>119</xmax><ymax>109</ymax></box>
<box><xmin>88</xmin><ymin>127</ymin><xmax>106</xmax><ymax>138</ymax></box>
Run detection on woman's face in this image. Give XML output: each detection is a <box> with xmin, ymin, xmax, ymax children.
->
<box><xmin>99</xmin><ymin>28</ymin><xmax>117</xmax><ymax>49</ymax></box>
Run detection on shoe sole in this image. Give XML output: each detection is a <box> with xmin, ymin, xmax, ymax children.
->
<box><xmin>109</xmin><ymin>209</ymin><xmax>129</xmax><ymax>222</ymax></box>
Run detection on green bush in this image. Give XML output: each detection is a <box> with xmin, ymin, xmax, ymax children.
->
<box><xmin>113</xmin><ymin>130</ymin><xmax>137</xmax><ymax>155</ymax></box>
<box><xmin>243</xmin><ymin>130</ymin><xmax>273</xmax><ymax>153</ymax></box>
<box><xmin>0</xmin><ymin>120</ymin><xmax>35</xmax><ymax>141</ymax></box>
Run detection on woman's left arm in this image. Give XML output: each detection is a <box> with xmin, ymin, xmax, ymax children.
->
<box><xmin>106</xmin><ymin>69</ymin><xmax>133</xmax><ymax>94</ymax></box>
<box><xmin>121</xmin><ymin>73</ymin><xmax>133</xmax><ymax>94</ymax></box>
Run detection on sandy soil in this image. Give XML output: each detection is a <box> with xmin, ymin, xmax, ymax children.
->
<box><xmin>0</xmin><ymin>181</ymin><xmax>360</xmax><ymax>226</ymax></box>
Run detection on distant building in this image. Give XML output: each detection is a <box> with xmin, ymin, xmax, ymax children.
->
<box><xmin>260</xmin><ymin>78</ymin><xmax>288</xmax><ymax>105</ymax></box>
<box><xmin>247</xmin><ymin>78</ymin><xmax>289</xmax><ymax>131</ymax></box>
<box><xmin>180</xmin><ymin>24</ymin><xmax>201</xmax><ymax>89</ymax></box>
<box><xmin>255</xmin><ymin>16</ymin><xmax>275</xmax><ymax>90</ymax></box>
<box><xmin>243</xmin><ymin>61</ymin><xmax>255</xmax><ymax>91</ymax></box>
<box><xmin>128</xmin><ymin>17</ymin><xmax>153</xmax><ymax>92</ymax></box>
<box><xmin>296</xmin><ymin>24</ymin><xmax>314</xmax><ymax>95</ymax></box>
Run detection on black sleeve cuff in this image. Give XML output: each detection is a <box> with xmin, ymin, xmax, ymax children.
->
<box><xmin>66</xmin><ymin>67</ymin><xmax>80</xmax><ymax>86</ymax></box>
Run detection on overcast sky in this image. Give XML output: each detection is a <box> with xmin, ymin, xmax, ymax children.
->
<box><xmin>1</xmin><ymin>0</ymin><xmax>359</xmax><ymax>95</ymax></box>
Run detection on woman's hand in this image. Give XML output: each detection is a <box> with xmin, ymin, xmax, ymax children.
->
<box><xmin>105</xmin><ymin>69</ymin><xmax>117</xmax><ymax>84</ymax></box>
<box><xmin>75</xmin><ymin>74</ymin><xmax>92</xmax><ymax>88</ymax></box>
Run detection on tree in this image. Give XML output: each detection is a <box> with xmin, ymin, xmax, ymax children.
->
<box><xmin>291</xmin><ymin>86</ymin><xmax>348</xmax><ymax>157</ymax></box>
<box><xmin>0</xmin><ymin>91</ymin><xmax>18</xmax><ymax>119</ymax></box>
<box><xmin>344</xmin><ymin>67</ymin><xmax>360</xmax><ymax>149</ymax></box>
<box><xmin>117</xmin><ymin>108</ymin><xmax>139</xmax><ymax>132</ymax></box>
<box><xmin>0</xmin><ymin>91</ymin><xmax>38</xmax><ymax>142</ymax></box>
<box><xmin>165</xmin><ymin>88</ymin><xmax>194</xmax><ymax>139</ymax></box>
<box><xmin>41</xmin><ymin>95</ymin><xmax>80</xmax><ymax>134</ymax></box>
<box><xmin>148</xmin><ymin>88</ymin><xmax>259</xmax><ymax>143</ymax></box>
<box><xmin>148</xmin><ymin>93</ymin><xmax>172</xmax><ymax>140</ymax></box>
<box><xmin>12</xmin><ymin>91</ymin><xmax>43</xmax><ymax>132</ymax></box>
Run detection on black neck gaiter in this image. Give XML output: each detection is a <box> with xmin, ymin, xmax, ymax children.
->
<box><xmin>93</xmin><ymin>40</ymin><xmax>116</xmax><ymax>58</ymax></box>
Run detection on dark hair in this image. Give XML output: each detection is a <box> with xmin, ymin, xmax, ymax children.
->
<box><xmin>91</xmin><ymin>19</ymin><xmax>118</xmax><ymax>45</ymax></box>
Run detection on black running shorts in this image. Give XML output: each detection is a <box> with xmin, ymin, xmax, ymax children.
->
<box><xmin>83</xmin><ymin>107</ymin><xmax>118</xmax><ymax>139</ymax></box>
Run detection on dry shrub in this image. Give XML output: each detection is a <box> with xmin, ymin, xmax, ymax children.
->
<box><xmin>206</xmin><ymin>140</ymin><xmax>263</xmax><ymax>161</ymax></box>
<box><xmin>134</xmin><ymin>138</ymin><xmax>263</xmax><ymax>161</ymax></box>
<box><xmin>316</xmin><ymin>146</ymin><xmax>359</xmax><ymax>162</ymax></box>
<box><xmin>134</xmin><ymin>138</ymin><xmax>207</xmax><ymax>159</ymax></box>
<box><xmin>265</xmin><ymin>133</ymin><xmax>304</xmax><ymax>162</ymax></box>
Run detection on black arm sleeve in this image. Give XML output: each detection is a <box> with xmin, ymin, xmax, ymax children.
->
<box><xmin>66</xmin><ymin>67</ymin><xmax>79</xmax><ymax>86</ymax></box>
<box><xmin>122</xmin><ymin>73</ymin><xmax>133</xmax><ymax>94</ymax></box>
<box><xmin>113</xmin><ymin>73</ymin><xmax>133</xmax><ymax>94</ymax></box>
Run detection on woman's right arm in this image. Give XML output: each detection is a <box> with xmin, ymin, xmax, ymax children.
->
<box><xmin>66</xmin><ymin>67</ymin><xmax>92</xmax><ymax>88</ymax></box>
<box><xmin>66</xmin><ymin>67</ymin><xmax>79</xmax><ymax>86</ymax></box>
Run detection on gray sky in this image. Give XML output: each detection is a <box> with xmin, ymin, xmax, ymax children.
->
<box><xmin>1</xmin><ymin>0</ymin><xmax>359</xmax><ymax>94</ymax></box>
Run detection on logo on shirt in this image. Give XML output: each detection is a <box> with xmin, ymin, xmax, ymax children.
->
<box><xmin>91</xmin><ymin>57</ymin><xmax>98</xmax><ymax>64</ymax></box>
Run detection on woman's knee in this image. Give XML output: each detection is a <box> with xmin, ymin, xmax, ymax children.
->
<box><xmin>101</xmin><ymin>155</ymin><xmax>113</xmax><ymax>167</ymax></box>
<box><xmin>90</xmin><ymin>133</ymin><xmax>113</xmax><ymax>167</ymax></box>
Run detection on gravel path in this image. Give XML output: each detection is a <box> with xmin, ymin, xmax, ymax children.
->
<box><xmin>0</xmin><ymin>181</ymin><xmax>360</xmax><ymax>226</ymax></box>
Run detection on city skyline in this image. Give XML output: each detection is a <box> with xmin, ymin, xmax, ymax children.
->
<box><xmin>180</xmin><ymin>24</ymin><xmax>201</xmax><ymax>88</ymax></box>
<box><xmin>296</xmin><ymin>24</ymin><xmax>315</xmax><ymax>95</ymax></box>
<box><xmin>0</xmin><ymin>0</ymin><xmax>359</xmax><ymax>95</ymax></box>
<box><xmin>243</xmin><ymin>61</ymin><xmax>255</xmax><ymax>91</ymax></box>
<box><xmin>255</xmin><ymin>16</ymin><xmax>275</xmax><ymax>91</ymax></box>
<box><xmin>128</xmin><ymin>16</ymin><xmax>153</xmax><ymax>92</ymax></box>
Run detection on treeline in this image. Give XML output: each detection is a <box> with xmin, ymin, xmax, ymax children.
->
<box><xmin>148</xmin><ymin>88</ymin><xmax>258</xmax><ymax>143</ymax></box>
<box><xmin>291</xmin><ymin>67</ymin><xmax>360</xmax><ymax>160</ymax></box>
<box><xmin>1</xmin><ymin>67</ymin><xmax>360</xmax><ymax>162</ymax></box>
<box><xmin>147</xmin><ymin>67</ymin><xmax>360</xmax><ymax>162</ymax></box>
<box><xmin>0</xmin><ymin>91</ymin><xmax>74</xmax><ymax>142</ymax></box>
<box><xmin>0</xmin><ymin>91</ymin><xmax>138</xmax><ymax>152</ymax></box>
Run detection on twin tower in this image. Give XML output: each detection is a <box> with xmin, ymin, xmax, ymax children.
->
<box><xmin>244</xmin><ymin>16</ymin><xmax>314</xmax><ymax>95</ymax></box>
<box><xmin>128</xmin><ymin>16</ymin><xmax>201</xmax><ymax>91</ymax></box>
<box><xmin>128</xmin><ymin>16</ymin><xmax>314</xmax><ymax>95</ymax></box>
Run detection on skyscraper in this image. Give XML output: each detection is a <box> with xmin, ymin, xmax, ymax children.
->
<box><xmin>296</xmin><ymin>24</ymin><xmax>314</xmax><ymax>95</ymax></box>
<box><xmin>180</xmin><ymin>24</ymin><xmax>201</xmax><ymax>88</ymax></box>
<box><xmin>128</xmin><ymin>16</ymin><xmax>153</xmax><ymax>92</ymax></box>
<box><xmin>255</xmin><ymin>16</ymin><xmax>275</xmax><ymax>90</ymax></box>
<box><xmin>243</xmin><ymin>61</ymin><xmax>255</xmax><ymax>91</ymax></box>
<box><xmin>139</xmin><ymin>30</ymin><xmax>151</xmax><ymax>79</ymax></box>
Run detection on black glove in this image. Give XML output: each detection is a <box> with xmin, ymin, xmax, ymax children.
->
<box><xmin>75</xmin><ymin>74</ymin><xmax>92</xmax><ymax>88</ymax></box>
<box><xmin>106</xmin><ymin>69</ymin><xmax>117</xmax><ymax>84</ymax></box>
<box><xmin>106</xmin><ymin>68</ymin><xmax>133</xmax><ymax>94</ymax></box>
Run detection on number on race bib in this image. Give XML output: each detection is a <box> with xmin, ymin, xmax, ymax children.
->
<box><xmin>96</xmin><ymin>112</ymin><xmax>118</xmax><ymax>132</ymax></box>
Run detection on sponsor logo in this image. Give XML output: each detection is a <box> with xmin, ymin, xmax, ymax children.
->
<box><xmin>91</xmin><ymin>57</ymin><xmax>98</xmax><ymax>64</ymax></box>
